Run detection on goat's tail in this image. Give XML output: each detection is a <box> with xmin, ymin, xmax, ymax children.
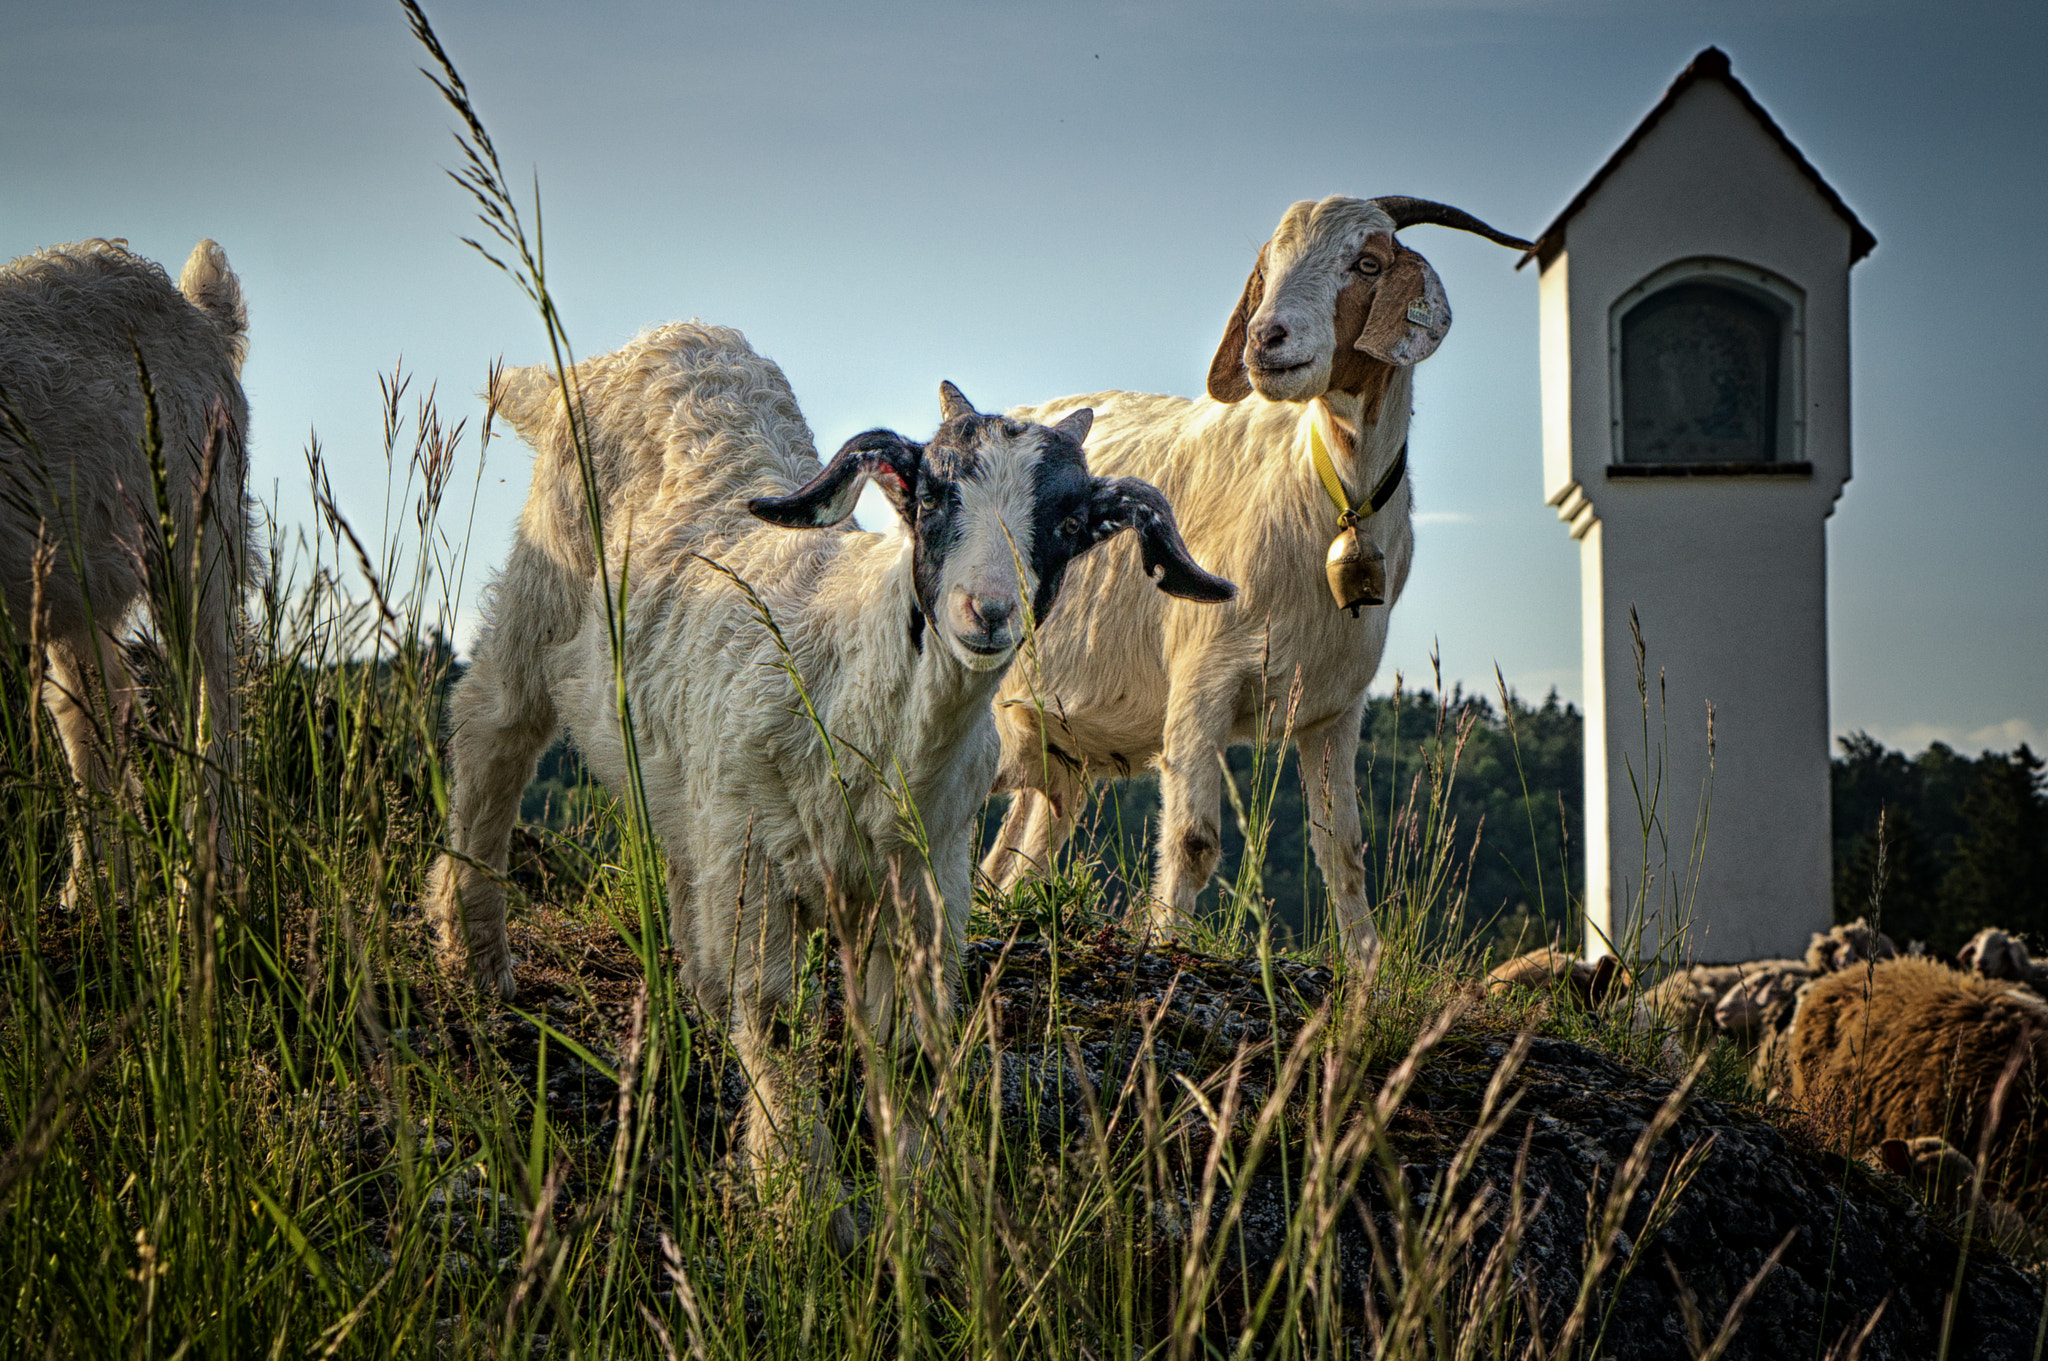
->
<box><xmin>179</xmin><ymin>239</ymin><xmax>249</xmax><ymax>372</ymax></box>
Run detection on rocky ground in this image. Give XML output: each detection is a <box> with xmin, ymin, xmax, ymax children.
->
<box><xmin>351</xmin><ymin>905</ymin><xmax>2047</xmax><ymax>1359</ymax></box>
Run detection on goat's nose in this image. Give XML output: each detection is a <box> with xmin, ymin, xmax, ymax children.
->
<box><xmin>965</xmin><ymin>594</ymin><xmax>1014</xmax><ymax>632</ymax></box>
<box><xmin>1255</xmin><ymin>320</ymin><xmax>1289</xmax><ymax>350</ymax></box>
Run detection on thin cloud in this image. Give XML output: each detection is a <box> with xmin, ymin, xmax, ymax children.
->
<box><xmin>1842</xmin><ymin>717</ymin><xmax>2046</xmax><ymax>757</ymax></box>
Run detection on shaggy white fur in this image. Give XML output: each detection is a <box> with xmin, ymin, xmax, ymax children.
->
<box><xmin>427</xmin><ymin>322</ymin><xmax>1229</xmax><ymax>1244</ymax></box>
<box><xmin>982</xmin><ymin>196</ymin><xmax>1528</xmax><ymax>967</ymax></box>
<box><xmin>0</xmin><ymin>238</ymin><xmax>251</xmax><ymax>901</ymax></box>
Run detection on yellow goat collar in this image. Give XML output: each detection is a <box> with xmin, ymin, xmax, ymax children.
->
<box><xmin>1310</xmin><ymin>420</ymin><xmax>1408</xmax><ymax>528</ymax></box>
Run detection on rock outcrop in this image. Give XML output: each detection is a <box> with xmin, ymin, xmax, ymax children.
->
<box><xmin>434</xmin><ymin>922</ymin><xmax>2046</xmax><ymax>1358</ymax></box>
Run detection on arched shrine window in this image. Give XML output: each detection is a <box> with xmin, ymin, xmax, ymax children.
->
<box><xmin>1619</xmin><ymin>280</ymin><xmax>1788</xmax><ymax>465</ymax></box>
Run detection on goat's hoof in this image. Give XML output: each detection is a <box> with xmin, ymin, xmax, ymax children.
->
<box><xmin>828</xmin><ymin>1204</ymin><xmax>862</xmax><ymax>1257</ymax></box>
<box><xmin>439</xmin><ymin>947</ymin><xmax>518</xmax><ymax>1001</ymax></box>
<box><xmin>482</xmin><ymin>954</ymin><xmax>518</xmax><ymax>1001</ymax></box>
<box><xmin>1126</xmin><ymin>905</ymin><xmax>1191</xmax><ymax>950</ymax></box>
<box><xmin>1342</xmin><ymin>941</ymin><xmax>1386</xmax><ymax>985</ymax></box>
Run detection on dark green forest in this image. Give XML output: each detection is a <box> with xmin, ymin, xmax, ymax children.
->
<box><xmin>519</xmin><ymin>689</ymin><xmax>2048</xmax><ymax>959</ymax></box>
<box><xmin>1022</xmin><ymin>687</ymin><xmax>1586</xmax><ymax>953</ymax></box>
<box><xmin>1831</xmin><ymin>735</ymin><xmax>2048</xmax><ymax>955</ymax></box>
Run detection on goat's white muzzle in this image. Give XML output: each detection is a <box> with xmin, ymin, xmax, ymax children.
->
<box><xmin>945</xmin><ymin>587</ymin><xmax>1021</xmax><ymax>672</ymax></box>
<box><xmin>1244</xmin><ymin>294</ymin><xmax>1337</xmax><ymax>402</ymax></box>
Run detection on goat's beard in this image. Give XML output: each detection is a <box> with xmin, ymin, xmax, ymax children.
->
<box><xmin>1246</xmin><ymin>353</ymin><xmax>1333</xmax><ymax>403</ymax></box>
<box><xmin>946</xmin><ymin>634</ymin><xmax>1018</xmax><ymax>673</ymax></box>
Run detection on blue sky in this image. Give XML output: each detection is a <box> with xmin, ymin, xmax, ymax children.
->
<box><xmin>3</xmin><ymin>0</ymin><xmax>2042</xmax><ymax>755</ymax></box>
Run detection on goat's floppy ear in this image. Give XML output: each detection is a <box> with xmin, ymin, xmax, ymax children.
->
<box><xmin>1354</xmin><ymin>243</ymin><xmax>1451</xmax><ymax>366</ymax></box>
<box><xmin>1085</xmin><ymin>477</ymin><xmax>1236</xmax><ymax>603</ymax></box>
<box><xmin>749</xmin><ymin>429</ymin><xmax>922</xmax><ymax>528</ymax></box>
<box><xmin>1206</xmin><ymin>244</ymin><xmax>1267</xmax><ymax>404</ymax></box>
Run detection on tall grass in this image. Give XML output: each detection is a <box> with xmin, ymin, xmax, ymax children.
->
<box><xmin>0</xmin><ymin>411</ymin><xmax>1732</xmax><ymax>1358</ymax></box>
<box><xmin>0</xmin><ymin>6</ymin><xmax>1977</xmax><ymax>1356</ymax></box>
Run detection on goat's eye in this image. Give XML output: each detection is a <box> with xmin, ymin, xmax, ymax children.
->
<box><xmin>1059</xmin><ymin>515</ymin><xmax>1082</xmax><ymax>540</ymax></box>
<box><xmin>1354</xmin><ymin>256</ymin><xmax>1383</xmax><ymax>277</ymax></box>
<box><xmin>918</xmin><ymin>486</ymin><xmax>940</xmax><ymax>510</ymax></box>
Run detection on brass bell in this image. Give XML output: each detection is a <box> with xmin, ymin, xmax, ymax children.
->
<box><xmin>1325</xmin><ymin>510</ymin><xmax>1386</xmax><ymax>617</ymax></box>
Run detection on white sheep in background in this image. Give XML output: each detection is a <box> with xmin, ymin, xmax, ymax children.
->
<box><xmin>0</xmin><ymin>239</ymin><xmax>251</xmax><ymax>900</ymax></box>
<box><xmin>979</xmin><ymin>196</ymin><xmax>1529</xmax><ymax>966</ymax></box>
<box><xmin>1959</xmin><ymin>927</ymin><xmax>2048</xmax><ymax>993</ymax></box>
<box><xmin>1865</xmin><ymin>1136</ymin><xmax>2044</xmax><ymax>1264</ymax></box>
<box><xmin>427</xmin><ymin>322</ymin><xmax>1231</xmax><ymax>1242</ymax></box>
<box><xmin>1711</xmin><ymin>960</ymin><xmax>1816</xmax><ymax>1044</ymax></box>
<box><xmin>1804</xmin><ymin>916</ymin><xmax>1898</xmax><ymax>973</ymax></box>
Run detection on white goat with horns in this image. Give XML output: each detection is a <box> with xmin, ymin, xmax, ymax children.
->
<box><xmin>428</xmin><ymin>322</ymin><xmax>1231</xmax><ymax>1242</ymax></box>
<box><xmin>0</xmin><ymin>239</ymin><xmax>251</xmax><ymax>903</ymax></box>
<box><xmin>982</xmin><ymin>196</ymin><xmax>1529</xmax><ymax>968</ymax></box>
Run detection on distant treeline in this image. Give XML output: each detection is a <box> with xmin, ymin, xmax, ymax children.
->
<box><xmin>981</xmin><ymin>686</ymin><xmax>1587</xmax><ymax>953</ymax></box>
<box><xmin>519</xmin><ymin>685</ymin><xmax>1586</xmax><ymax>949</ymax></box>
<box><xmin>516</xmin><ymin>682</ymin><xmax>2047</xmax><ymax>959</ymax></box>
<box><xmin>1831</xmin><ymin>735</ymin><xmax>2048</xmax><ymax>955</ymax></box>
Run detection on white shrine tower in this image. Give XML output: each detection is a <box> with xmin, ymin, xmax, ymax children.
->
<box><xmin>1528</xmin><ymin>48</ymin><xmax>1875</xmax><ymax>962</ymax></box>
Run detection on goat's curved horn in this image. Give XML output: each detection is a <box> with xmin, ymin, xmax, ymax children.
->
<box><xmin>1371</xmin><ymin>197</ymin><xmax>1532</xmax><ymax>251</ymax></box>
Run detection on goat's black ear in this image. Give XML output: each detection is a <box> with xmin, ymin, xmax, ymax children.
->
<box><xmin>938</xmin><ymin>380</ymin><xmax>979</xmax><ymax>423</ymax></box>
<box><xmin>750</xmin><ymin>429</ymin><xmax>922</xmax><ymax>528</ymax></box>
<box><xmin>1085</xmin><ymin>477</ymin><xmax>1236</xmax><ymax>603</ymax></box>
<box><xmin>1052</xmin><ymin>407</ymin><xmax>1093</xmax><ymax>446</ymax></box>
<box><xmin>1206</xmin><ymin>243</ymin><xmax>1266</xmax><ymax>404</ymax></box>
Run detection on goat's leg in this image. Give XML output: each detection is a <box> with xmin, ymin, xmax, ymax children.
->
<box><xmin>43</xmin><ymin>630</ymin><xmax>136</xmax><ymax>909</ymax></box>
<box><xmin>858</xmin><ymin>860</ymin><xmax>964</xmax><ymax>1265</ymax></box>
<box><xmin>426</xmin><ymin>542</ymin><xmax>567</xmax><ymax>997</ymax></box>
<box><xmin>1146</xmin><ymin>662</ymin><xmax>1242</xmax><ymax>937</ymax></box>
<box><xmin>731</xmin><ymin>890</ymin><xmax>852</xmax><ymax>1250</ymax></box>
<box><xmin>981</xmin><ymin>789</ymin><xmax>1044</xmax><ymax>894</ymax></box>
<box><xmin>980</xmin><ymin>764</ymin><xmax>1087</xmax><ymax>897</ymax></box>
<box><xmin>1296</xmin><ymin>700</ymin><xmax>1381</xmax><ymax>974</ymax></box>
<box><xmin>981</xmin><ymin>702</ymin><xmax>1090</xmax><ymax>895</ymax></box>
<box><xmin>191</xmin><ymin>523</ymin><xmax>243</xmax><ymax>882</ymax></box>
<box><xmin>673</xmin><ymin>851</ymin><xmax>731</xmax><ymax>1015</ymax></box>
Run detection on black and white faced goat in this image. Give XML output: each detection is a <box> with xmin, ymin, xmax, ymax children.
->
<box><xmin>427</xmin><ymin>322</ymin><xmax>1231</xmax><ymax>1248</ymax></box>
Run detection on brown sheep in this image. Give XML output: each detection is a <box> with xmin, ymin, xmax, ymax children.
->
<box><xmin>1485</xmin><ymin>948</ymin><xmax>1620</xmax><ymax>1010</ymax></box>
<box><xmin>1864</xmin><ymin>1136</ymin><xmax>2044</xmax><ymax>1264</ymax></box>
<box><xmin>1791</xmin><ymin>957</ymin><xmax>2048</xmax><ymax>1202</ymax></box>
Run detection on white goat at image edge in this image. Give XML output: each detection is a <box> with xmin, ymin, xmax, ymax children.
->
<box><xmin>0</xmin><ymin>238</ymin><xmax>252</xmax><ymax>903</ymax></box>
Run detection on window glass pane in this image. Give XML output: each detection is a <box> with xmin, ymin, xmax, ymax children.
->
<box><xmin>1621</xmin><ymin>282</ymin><xmax>1780</xmax><ymax>463</ymax></box>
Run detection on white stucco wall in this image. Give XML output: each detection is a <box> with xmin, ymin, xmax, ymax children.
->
<box><xmin>1541</xmin><ymin>77</ymin><xmax>1856</xmax><ymax>961</ymax></box>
